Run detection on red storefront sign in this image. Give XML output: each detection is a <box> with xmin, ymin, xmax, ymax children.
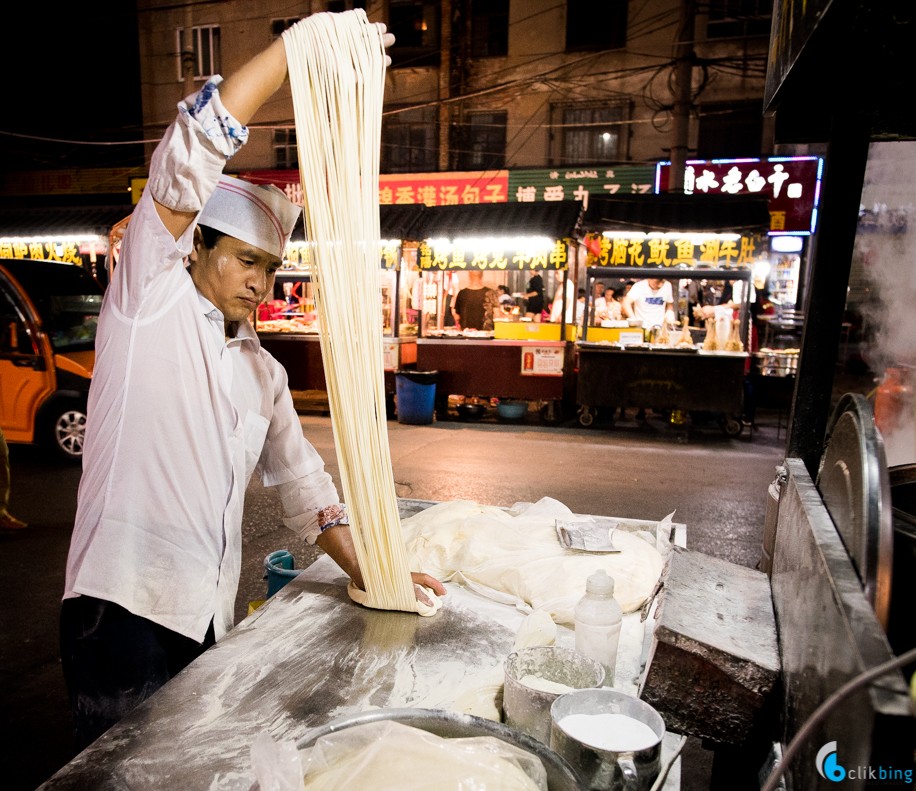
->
<box><xmin>238</xmin><ymin>169</ymin><xmax>509</xmax><ymax>208</ymax></box>
<box><xmin>655</xmin><ymin>156</ymin><xmax>822</xmax><ymax>235</ymax></box>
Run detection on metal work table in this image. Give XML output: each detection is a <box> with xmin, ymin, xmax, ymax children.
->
<box><xmin>40</xmin><ymin>499</ymin><xmax>684</xmax><ymax>790</ymax></box>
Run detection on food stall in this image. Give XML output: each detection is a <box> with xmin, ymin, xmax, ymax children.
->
<box><xmin>574</xmin><ymin>194</ymin><xmax>770</xmax><ymax>434</ymax></box>
<box><xmin>256</xmin><ymin>204</ymin><xmax>425</xmax><ymax>411</ymax></box>
<box><xmin>411</xmin><ymin>201</ymin><xmax>583</xmax><ymax>422</ymax></box>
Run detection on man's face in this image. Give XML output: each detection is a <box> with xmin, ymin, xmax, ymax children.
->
<box><xmin>191</xmin><ymin>234</ymin><xmax>281</xmax><ymax>323</ymax></box>
<box><xmin>647</xmin><ymin>278</ymin><xmax>664</xmax><ymax>290</ymax></box>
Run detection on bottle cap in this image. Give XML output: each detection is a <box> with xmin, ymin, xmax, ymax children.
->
<box><xmin>585</xmin><ymin>568</ymin><xmax>615</xmax><ymax>596</ymax></box>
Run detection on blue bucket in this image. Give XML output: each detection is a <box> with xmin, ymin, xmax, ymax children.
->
<box><xmin>395</xmin><ymin>370</ymin><xmax>437</xmax><ymax>425</ymax></box>
<box><xmin>264</xmin><ymin>550</ymin><xmax>303</xmax><ymax>597</ymax></box>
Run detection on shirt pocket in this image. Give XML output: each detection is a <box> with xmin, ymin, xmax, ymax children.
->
<box><xmin>242</xmin><ymin>411</ymin><xmax>270</xmax><ymax>480</ymax></box>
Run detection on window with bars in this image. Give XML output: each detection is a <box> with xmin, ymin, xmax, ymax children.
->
<box><xmin>273</xmin><ymin>129</ymin><xmax>298</xmax><ymax>170</ymax></box>
<box><xmin>706</xmin><ymin>0</ymin><xmax>773</xmax><ymax>39</ymax></box>
<box><xmin>470</xmin><ymin>0</ymin><xmax>509</xmax><ymax>58</ymax></box>
<box><xmin>454</xmin><ymin>111</ymin><xmax>507</xmax><ymax>170</ymax></box>
<box><xmin>552</xmin><ymin>102</ymin><xmax>629</xmax><ymax>165</ymax></box>
<box><xmin>566</xmin><ymin>0</ymin><xmax>627</xmax><ymax>52</ymax></box>
<box><xmin>175</xmin><ymin>25</ymin><xmax>220</xmax><ymax>82</ymax></box>
<box><xmin>382</xmin><ymin>108</ymin><xmax>438</xmax><ymax>173</ymax></box>
<box><xmin>388</xmin><ymin>0</ymin><xmax>441</xmax><ymax>67</ymax></box>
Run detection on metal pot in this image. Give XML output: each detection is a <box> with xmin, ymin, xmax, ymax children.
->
<box><xmin>550</xmin><ymin>689</ymin><xmax>665</xmax><ymax>791</ymax></box>
<box><xmin>297</xmin><ymin>707</ymin><xmax>584</xmax><ymax>791</ymax></box>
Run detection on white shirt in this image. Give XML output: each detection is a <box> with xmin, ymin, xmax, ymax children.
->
<box><xmin>627</xmin><ymin>279</ymin><xmax>674</xmax><ymax>327</ymax></box>
<box><xmin>64</xmin><ymin>80</ymin><xmax>341</xmax><ymax>642</ymax></box>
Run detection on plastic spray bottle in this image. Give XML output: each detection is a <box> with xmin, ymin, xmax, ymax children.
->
<box><xmin>574</xmin><ymin>569</ymin><xmax>623</xmax><ymax>686</ymax></box>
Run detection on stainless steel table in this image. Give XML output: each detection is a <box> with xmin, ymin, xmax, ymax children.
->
<box><xmin>40</xmin><ymin>499</ymin><xmax>683</xmax><ymax>790</ymax></box>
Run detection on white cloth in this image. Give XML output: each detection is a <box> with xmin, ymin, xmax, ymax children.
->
<box><xmin>626</xmin><ymin>279</ymin><xmax>674</xmax><ymax>327</ymax></box>
<box><xmin>64</xmin><ymin>79</ymin><xmax>341</xmax><ymax>642</ymax></box>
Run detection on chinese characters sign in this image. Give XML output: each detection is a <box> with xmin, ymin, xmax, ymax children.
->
<box><xmin>509</xmin><ymin>165</ymin><xmax>655</xmax><ymax>207</ymax></box>
<box><xmin>586</xmin><ymin>232</ymin><xmax>766</xmax><ymax>268</ymax></box>
<box><xmin>655</xmin><ymin>156</ymin><xmax>822</xmax><ymax>234</ymax></box>
<box><xmin>417</xmin><ymin>240</ymin><xmax>568</xmax><ymax>271</ymax></box>
<box><xmin>520</xmin><ymin>345</ymin><xmax>564</xmax><ymax>377</ymax></box>
<box><xmin>0</xmin><ymin>239</ymin><xmax>95</xmax><ymax>265</ymax></box>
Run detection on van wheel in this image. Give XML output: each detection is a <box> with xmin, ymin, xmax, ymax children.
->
<box><xmin>45</xmin><ymin>402</ymin><xmax>87</xmax><ymax>462</ymax></box>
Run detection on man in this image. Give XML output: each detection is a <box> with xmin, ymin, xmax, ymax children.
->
<box><xmin>452</xmin><ymin>270</ymin><xmax>498</xmax><ymax>330</ymax></box>
<box><xmin>622</xmin><ymin>277</ymin><xmax>675</xmax><ymax>328</ymax></box>
<box><xmin>524</xmin><ymin>271</ymin><xmax>545</xmax><ymax>321</ymax></box>
<box><xmin>60</xmin><ymin>17</ymin><xmax>444</xmax><ymax>750</ymax></box>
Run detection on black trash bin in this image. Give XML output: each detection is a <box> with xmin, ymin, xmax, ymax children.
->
<box><xmin>395</xmin><ymin>370</ymin><xmax>438</xmax><ymax>424</ymax></box>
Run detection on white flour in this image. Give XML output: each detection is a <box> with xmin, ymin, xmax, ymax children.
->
<box><xmin>558</xmin><ymin>712</ymin><xmax>659</xmax><ymax>752</ymax></box>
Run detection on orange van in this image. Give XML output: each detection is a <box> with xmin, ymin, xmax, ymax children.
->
<box><xmin>0</xmin><ymin>258</ymin><xmax>102</xmax><ymax>461</ymax></box>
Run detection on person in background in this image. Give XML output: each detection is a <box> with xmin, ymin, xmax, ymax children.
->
<box><xmin>594</xmin><ymin>284</ymin><xmax>623</xmax><ymax>324</ymax></box>
<box><xmin>622</xmin><ymin>277</ymin><xmax>675</xmax><ymax>328</ymax></box>
<box><xmin>0</xmin><ymin>427</ymin><xmax>26</xmax><ymax>530</ymax></box>
<box><xmin>497</xmin><ymin>284</ymin><xmax>515</xmax><ymax>311</ymax></box>
<box><xmin>524</xmin><ymin>271</ymin><xmax>545</xmax><ymax>321</ymax></box>
<box><xmin>59</xmin><ymin>17</ymin><xmax>445</xmax><ymax>752</ymax></box>
<box><xmin>452</xmin><ymin>270</ymin><xmax>499</xmax><ymax>331</ymax></box>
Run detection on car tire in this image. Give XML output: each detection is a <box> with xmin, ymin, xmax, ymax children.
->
<box><xmin>44</xmin><ymin>400</ymin><xmax>88</xmax><ymax>462</ymax></box>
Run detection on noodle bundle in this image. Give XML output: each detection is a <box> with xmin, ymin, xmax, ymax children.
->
<box><xmin>283</xmin><ymin>11</ymin><xmax>420</xmax><ymax>614</ymax></box>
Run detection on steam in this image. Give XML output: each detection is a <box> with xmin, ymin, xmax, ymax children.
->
<box><xmin>854</xmin><ymin>140</ymin><xmax>916</xmax><ymax>465</ymax></box>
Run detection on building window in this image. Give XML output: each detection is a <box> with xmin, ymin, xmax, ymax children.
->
<box><xmin>455</xmin><ymin>111</ymin><xmax>507</xmax><ymax>170</ymax></box>
<box><xmin>706</xmin><ymin>0</ymin><xmax>773</xmax><ymax>39</ymax></box>
<box><xmin>388</xmin><ymin>0</ymin><xmax>441</xmax><ymax>67</ymax></box>
<box><xmin>470</xmin><ymin>0</ymin><xmax>509</xmax><ymax>58</ymax></box>
<box><xmin>327</xmin><ymin>0</ymin><xmax>367</xmax><ymax>12</ymax></box>
<box><xmin>552</xmin><ymin>102</ymin><xmax>629</xmax><ymax>165</ymax></box>
<box><xmin>382</xmin><ymin>108</ymin><xmax>438</xmax><ymax>173</ymax></box>
<box><xmin>271</xmin><ymin>18</ymin><xmax>298</xmax><ymax>39</ymax></box>
<box><xmin>175</xmin><ymin>25</ymin><xmax>220</xmax><ymax>81</ymax></box>
<box><xmin>274</xmin><ymin>129</ymin><xmax>298</xmax><ymax>170</ymax></box>
<box><xmin>566</xmin><ymin>0</ymin><xmax>627</xmax><ymax>52</ymax></box>
<box><xmin>696</xmin><ymin>101</ymin><xmax>764</xmax><ymax>158</ymax></box>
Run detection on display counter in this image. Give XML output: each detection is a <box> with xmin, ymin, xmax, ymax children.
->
<box><xmin>416</xmin><ymin>338</ymin><xmax>573</xmax><ymax>421</ymax></box>
<box><xmin>40</xmin><ymin>499</ymin><xmax>684</xmax><ymax>791</ymax></box>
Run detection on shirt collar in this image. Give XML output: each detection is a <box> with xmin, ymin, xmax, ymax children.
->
<box><xmin>196</xmin><ymin>291</ymin><xmax>258</xmax><ymax>345</ymax></box>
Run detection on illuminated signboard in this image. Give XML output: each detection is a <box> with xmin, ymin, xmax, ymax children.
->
<box><xmin>0</xmin><ymin>239</ymin><xmax>104</xmax><ymax>266</ymax></box>
<box><xmin>238</xmin><ymin>166</ymin><xmax>654</xmax><ymax>210</ymax></box>
<box><xmin>586</xmin><ymin>232</ymin><xmax>767</xmax><ymax>269</ymax></box>
<box><xmin>509</xmin><ymin>165</ymin><xmax>655</xmax><ymax>206</ymax></box>
<box><xmin>282</xmin><ymin>240</ymin><xmax>401</xmax><ymax>269</ymax></box>
<box><xmin>417</xmin><ymin>239</ymin><xmax>568</xmax><ymax>271</ymax></box>
<box><xmin>655</xmin><ymin>156</ymin><xmax>823</xmax><ymax>235</ymax></box>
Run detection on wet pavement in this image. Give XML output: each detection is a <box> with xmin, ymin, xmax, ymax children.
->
<box><xmin>2</xmin><ymin>406</ymin><xmax>791</xmax><ymax>790</ymax></box>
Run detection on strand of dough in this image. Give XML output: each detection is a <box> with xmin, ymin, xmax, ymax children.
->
<box><xmin>283</xmin><ymin>11</ymin><xmax>434</xmax><ymax>615</ymax></box>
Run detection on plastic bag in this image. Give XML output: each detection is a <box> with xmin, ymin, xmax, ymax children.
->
<box><xmin>299</xmin><ymin>720</ymin><xmax>547</xmax><ymax>790</ymax></box>
<box><xmin>251</xmin><ymin>731</ymin><xmax>304</xmax><ymax>791</ymax></box>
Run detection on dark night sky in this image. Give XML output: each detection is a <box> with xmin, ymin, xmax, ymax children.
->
<box><xmin>0</xmin><ymin>4</ymin><xmax>144</xmax><ymax>172</ymax></box>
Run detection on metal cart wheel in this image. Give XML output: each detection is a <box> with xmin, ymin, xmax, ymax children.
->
<box><xmin>578</xmin><ymin>405</ymin><xmax>596</xmax><ymax>428</ymax></box>
<box><xmin>721</xmin><ymin>414</ymin><xmax>744</xmax><ymax>437</ymax></box>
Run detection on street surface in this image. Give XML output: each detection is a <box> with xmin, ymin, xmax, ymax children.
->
<box><xmin>1</xmin><ymin>409</ymin><xmax>786</xmax><ymax>790</ymax></box>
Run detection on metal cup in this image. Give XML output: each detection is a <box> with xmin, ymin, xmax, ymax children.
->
<box><xmin>549</xmin><ymin>688</ymin><xmax>665</xmax><ymax>791</ymax></box>
<box><xmin>504</xmin><ymin>646</ymin><xmax>606</xmax><ymax>745</ymax></box>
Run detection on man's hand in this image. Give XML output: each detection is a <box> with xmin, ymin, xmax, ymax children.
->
<box><xmin>411</xmin><ymin>572</ymin><xmax>447</xmax><ymax>608</ymax></box>
<box><xmin>376</xmin><ymin>23</ymin><xmax>395</xmax><ymax>66</ymax></box>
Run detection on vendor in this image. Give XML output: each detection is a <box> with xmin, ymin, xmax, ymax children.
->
<box><xmin>524</xmin><ymin>271</ymin><xmax>545</xmax><ymax>321</ymax></box>
<box><xmin>59</xmin><ymin>16</ymin><xmax>445</xmax><ymax>752</ymax></box>
<box><xmin>622</xmin><ymin>277</ymin><xmax>675</xmax><ymax>328</ymax></box>
<box><xmin>452</xmin><ymin>270</ymin><xmax>499</xmax><ymax>331</ymax></box>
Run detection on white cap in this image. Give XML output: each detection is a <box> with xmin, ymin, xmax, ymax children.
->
<box><xmin>198</xmin><ymin>176</ymin><xmax>301</xmax><ymax>259</ymax></box>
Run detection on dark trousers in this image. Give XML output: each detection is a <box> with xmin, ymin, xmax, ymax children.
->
<box><xmin>60</xmin><ymin>596</ymin><xmax>215</xmax><ymax>751</ymax></box>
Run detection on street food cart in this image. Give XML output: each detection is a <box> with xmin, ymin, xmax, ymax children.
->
<box><xmin>411</xmin><ymin>201</ymin><xmax>583</xmax><ymax>422</ymax></box>
<box><xmin>574</xmin><ymin>193</ymin><xmax>769</xmax><ymax>434</ymax></box>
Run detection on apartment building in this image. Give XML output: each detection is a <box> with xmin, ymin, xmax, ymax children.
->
<box><xmin>136</xmin><ymin>0</ymin><xmax>775</xmax><ymax>177</ymax></box>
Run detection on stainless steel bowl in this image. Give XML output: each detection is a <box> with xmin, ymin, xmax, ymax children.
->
<box><xmin>297</xmin><ymin>708</ymin><xmax>584</xmax><ymax>790</ymax></box>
